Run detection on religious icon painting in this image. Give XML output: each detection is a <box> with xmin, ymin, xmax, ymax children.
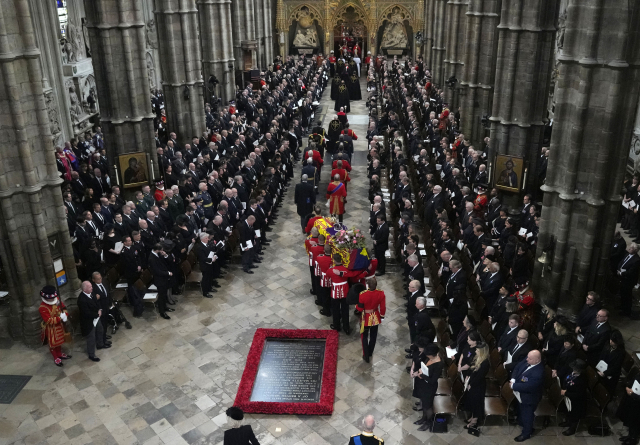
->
<box><xmin>119</xmin><ymin>152</ymin><xmax>150</xmax><ymax>188</ymax></box>
<box><xmin>494</xmin><ymin>154</ymin><xmax>524</xmax><ymax>192</ymax></box>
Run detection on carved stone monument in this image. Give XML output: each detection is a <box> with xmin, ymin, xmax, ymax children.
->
<box><xmin>380</xmin><ymin>8</ymin><xmax>409</xmax><ymax>55</ymax></box>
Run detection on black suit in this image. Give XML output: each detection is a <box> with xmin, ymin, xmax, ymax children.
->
<box><xmin>195</xmin><ymin>241</ymin><xmax>217</xmax><ymax>296</ymax></box>
<box><xmin>424</xmin><ymin>193</ymin><xmax>445</xmax><ymax>226</ymax></box>
<box><xmin>481</xmin><ymin>272</ymin><xmax>503</xmax><ymax>313</ymax></box>
<box><xmin>147</xmin><ymin>251</ymin><xmax>172</xmax><ymax>314</ymax></box>
<box><xmin>77</xmin><ymin>291</ymin><xmax>104</xmax><ymax>357</ymax></box>
<box><xmin>91</xmin><ymin>176</ymin><xmax>110</xmax><ymax>197</ymax></box>
<box><xmin>498</xmin><ymin>326</ymin><xmax>518</xmax><ymax>355</ymax></box>
<box><xmin>618</xmin><ymin>253</ymin><xmax>640</xmax><ymax>312</ymax></box>
<box><xmin>504</xmin><ymin>341</ymin><xmax>531</xmax><ymax>376</ymax></box>
<box><xmin>93</xmin><ymin>282</ymin><xmax>112</xmax><ymax>344</ymax></box>
<box><xmin>372</xmin><ymin>222</ymin><xmax>389</xmax><ymax>274</ymax></box>
<box><xmin>413</xmin><ymin>309</ymin><xmax>435</xmax><ymax>343</ymax></box>
<box><xmin>223</xmin><ymin>425</ymin><xmax>260</xmax><ymax>445</ymax></box>
<box><xmin>120</xmin><ymin>246</ymin><xmax>142</xmax><ymax>283</ymax></box>
<box><xmin>294</xmin><ymin>182</ymin><xmax>316</xmax><ymax>229</ymax></box>
<box><xmin>238</xmin><ymin>220</ymin><xmax>256</xmax><ymax>271</ymax></box>
<box><xmin>582</xmin><ymin>320</ymin><xmax>612</xmax><ymax>366</ymax></box>
<box><xmin>407</xmin><ymin>264</ymin><xmax>425</xmax><ymax>294</ymax></box>
<box><xmin>445</xmin><ymin>269</ymin><xmax>466</xmax><ymax>307</ymax></box>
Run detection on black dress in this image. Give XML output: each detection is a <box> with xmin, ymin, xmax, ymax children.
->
<box><xmin>459</xmin><ymin>345</ymin><xmax>477</xmax><ymax>380</ymax></box>
<box><xmin>562</xmin><ymin>372</ymin><xmax>587</xmax><ymax>421</ymax></box>
<box><xmin>223</xmin><ymin>425</ymin><xmax>260</xmax><ymax>445</ymax></box>
<box><xmin>103</xmin><ymin>235</ymin><xmax>119</xmax><ymax>269</ymax></box>
<box><xmin>597</xmin><ymin>346</ymin><xmax>625</xmax><ymax>394</ymax></box>
<box><xmin>616</xmin><ymin>376</ymin><xmax>640</xmax><ymax>435</ymax></box>
<box><xmin>448</xmin><ymin>299</ymin><xmax>468</xmax><ymax>338</ymax></box>
<box><xmin>413</xmin><ymin>360</ymin><xmax>444</xmax><ymax>409</ymax></box>
<box><xmin>464</xmin><ymin>359</ymin><xmax>489</xmax><ymax>418</ymax></box>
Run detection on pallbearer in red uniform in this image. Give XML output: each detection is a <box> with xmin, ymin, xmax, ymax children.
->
<box><xmin>39</xmin><ymin>285</ymin><xmax>72</xmax><ymax>367</ymax></box>
<box><xmin>305</xmin><ymin>227</ymin><xmax>320</xmax><ymax>295</ymax></box>
<box><xmin>309</xmin><ymin>234</ymin><xmax>327</xmax><ymax>304</ymax></box>
<box><xmin>331</xmin><ymin>160</ymin><xmax>350</xmax><ymax>190</ymax></box>
<box><xmin>357</xmin><ymin>277</ymin><xmax>386</xmax><ymax>363</ymax></box>
<box><xmin>329</xmin><ymin>51</ymin><xmax>337</xmax><ymax>77</ymax></box>
<box><xmin>326</xmin><ymin>175</ymin><xmax>347</xmax><ymax>222</ymax></box>
<box><xmin>327</xmin><ymin>254</ymin><xmax>366</xmax><ymax>334</ymax></box>
<box><xmin>316</xmin><ymin>243</ymin><xmax>334</xmax><ymax>317</ymax></box>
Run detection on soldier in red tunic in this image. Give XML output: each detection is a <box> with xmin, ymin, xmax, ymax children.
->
<box><xmin>309</xmin><ymin>235</ymin><xmax>327</xmax><ymax>304</ymax></box>
<box><xmin>39</xmin><ymin>285</ymin><xmax>72</xmax><ymax>367</ymax></box>
<box><xmin>327</xmin><ymin>254</ymin><xmax>366</xmax><ymax>334</ymax></box>
<box><xmin>331</xmin><ymin>160</ymin><xmax>350</xmax><ymax>190</ymax></box>
<box><xmin>327</xmin><ymin>175</ymin><xmax>347</xmax><ymax>222</ymax></box>
<box><xmin>329</xmin><ymin>51</ymin><xmax>337</xmax><ymax>77</ymax></box>
<box><xmin>316</xmin><ymin>243</ymin><xmax>334</xmax><ymax>317</ymax></box>
<box><xmin>305</xmin><ymin>227</ymin><xmax>320</xmax><ymax>294</ymax></box>
<box><xmin>154</xmin><ymin>180</ymin><xmax>166</xmax><ymax>202</ymax></box>
<box><xmin>357</xmin><ymin>277</ymin><xmax>386</xmax><ymax>362</ymax></box>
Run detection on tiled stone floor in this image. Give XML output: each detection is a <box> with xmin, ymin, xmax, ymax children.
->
<box><xmin>0</xmin><ymin>79</ymin><xmax>630</xmax><ymax>445</ymax></box>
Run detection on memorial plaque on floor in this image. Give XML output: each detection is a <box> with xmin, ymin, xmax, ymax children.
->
<box><xmin>234</xmin><ymin>328</ymin><xmax>339</xmax><ymax>415</ymax></box>
<box><xmin>250</xmin><ymin>339</ymin><xmax>325</xmax><ymax>403</ymax></box>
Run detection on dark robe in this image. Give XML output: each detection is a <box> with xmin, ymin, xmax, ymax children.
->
<box><xmin>348</xmin><ymin>73</ymin><xmax>362</xmax><ymax>100</ymax></box>
<box><xmin>334</xmin><ymin>83</ymin><xmax>351</xmax><ymax>112</ymax></box>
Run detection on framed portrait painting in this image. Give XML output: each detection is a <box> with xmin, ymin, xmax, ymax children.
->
<box><xmin>119</xmin><ymin>152</ymin><xmax>149</xmax><ymax>188</ymax></box>
<box><xmin>494</xmin><ymin>154</ymin><xmax>524</xmax><ymax>192</ymax></box>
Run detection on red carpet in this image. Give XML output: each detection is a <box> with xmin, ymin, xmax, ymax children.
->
<box><xmin>233</xmin><ymin>328</ymin><xmax>339</xmax><ymax>415</ymax></box>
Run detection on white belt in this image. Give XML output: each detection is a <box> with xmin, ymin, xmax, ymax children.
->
<box><xmin>332</xmin><ymin>281</ymin><xmax>347</xmax><ymax>286</ymax></box>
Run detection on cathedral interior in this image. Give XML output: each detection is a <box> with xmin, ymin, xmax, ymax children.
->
<box><xmin>0</xmin><ymin>0</ymin><xmax>640</xmax><ymax>444</ymax></box>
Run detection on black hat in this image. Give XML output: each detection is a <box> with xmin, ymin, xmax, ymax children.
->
<box><xmin>423</xmin><ymin>344</ymin><xmax>440</xmax><ymax>356</ymax></box>
<box><xmin>40</xmin><ymin>285</ymin><xmax>58</xmax><ymax>301</ymax></box>
<box><xmin>226</xmin><ymin>407</ymin><xmax>244</xmax><ymax>421</ymax></box>
<box><xmin>570</xmin><ymin>359</ymin><xmax>587</xmax><ymax>373</ymax></box>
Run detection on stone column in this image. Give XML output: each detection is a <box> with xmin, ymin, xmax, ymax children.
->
<box><xmin>424</xmin><ymin>0</ymin><xmax>436</xmax><ymax>68</ymax></box>
<box><xmin>197</xmin><ymin>0</ymin><xmax>235</xmax><ymax>104</ymax></box>
<box><xmin>83</xmin><ymin>0</ymin><xmax>156</xmax><ymax>167</ymax></box>
<box><xmin>0</xmin><ymin>0</ymin><xmax>79</xmax><ymax>344</ymax></box>
<box><xmin>253</xmin><ymin>0</ymin><xmax>266</xmax><ymax>68</ymax></box>
<box><xmin>263</xmin><ymin>0</ymin><xmax>274</xmax><ymax>65</ymax></box>
<box><xmin>231</xmin><ymin>0</ymin><xmax>258</xmax><ymax>72</ymax></box>
<box><xmin>533</xmin><ymin>0</ymin><xmax>640</xmax><ymax>316</ymax></box>
<box><xmin>432</xmin><ymin>0</ymin><xmax>448</xmax><ymax>85</ymax></box>
<box><xmin>459</xmin><ymin>0</ymin><xmax>500</xmax><ymax>146</ymax></box>
<box><xmin>488</xmin><ymin>0</ymin><xmax>557</xmax><ymax>194</ymax></box>
<box><xmin>443</xmin><ymin>0</ymin><xmax>468</xmax><ymax>107</ymax></box>
<box><xmin>154</xmin><ymin>0</ymin><xmax>205</xmax><ymax>145</ymax></box>
<box><xmin>30</xmin><ymin>0</ymin><xmax>74</xmax><ymax>147</ymax></box>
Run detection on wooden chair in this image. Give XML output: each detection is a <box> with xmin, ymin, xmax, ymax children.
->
<box><xmin>483</xmin><ymin>388</ymin><xmax>510</xmax><ymax>429</ymax></box>
<box><xmin>432</xmin><ymin>378</ymin><xmax>464</xmax><ymax>425</ymax></box>
<box><xmin>581</xmin><ymin>383</ymin><xmax>611</xmax><ymax>436</ymax></box>
<box><xmin>533</xmin><ymin>379</ymin><xmax>564</xmax><ymax>434</ymax></box>
<box><xmin>437</xmin><ymin>378</ymin><xmax>452</xmax><ymax>396</ymax></box>
<box><xmin>585</xmin><ymin>366</ymin><xmax>599</xmax><ymax>391</ymax></box>
<box><xmin>181</xmin><ymin>260</ymin><xmax>203</xmax><ymax>293</ymax></box>
<box><xmin>478</xmin><ymin>319</ymin><xmax>492</xmax><ymax>338</ymax></box>
<box><xmin>139</xmin><ymin>269</ymin><xmax>153</xmax><ymax>287</ymax></box>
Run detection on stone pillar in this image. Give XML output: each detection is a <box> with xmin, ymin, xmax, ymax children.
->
<box><xmin>198</xmin><ymin>0</ymin><xmax>235</xmax><ymax>104</ymax></box>
<box><xmin>154</xmin><ymin>0</ymin><xmax>205</xmax><ymax>145</ymax></box>
<box><xmin>432</xmin><ymin>0</ymin><xmax>448</xmax><ymax>85</ymax></box>
<box><xmin>142</xmin><ymin>0</ymin><xmax>162</xmax><ymax>98</ymax></box>
<box><xmin>533</xmin><ymin>0</ymin><xmax>640</xmax><ymax>316</ymax></box>
<box><xmin>83</xmin><ymin>0</ymin><xmax>156</xmax><ymax>169</ymax></box>
<box><xmin>443</xmin><ymin>0</ymin><xmax>468</xmax><ymax>107</ymax></box>
<box><xmin>30</xmin><ymin>0</ymin><xmax>74</xmax><ymax>148</ymax></box>
<box><xmin>0</xmin><ymin>0</ymin><xmax>80</xmax><ymax>344</ymax></box>
<box><xmin>263</xmin><ymin>0</ymin><xmax>274</xmax><ymax>66</ymax></box>
<box><xmin>459</xmin><ymin>0</ymin><xmax>500</xmax><ymax>146</ymax></box>
<box><xmin>424</xmin><ymin>0</ymin><xmax>436</xmax><ymax>67</ymax></box>
<box><xmin>231</xmin><ymin>0</ymin><xmax>258</xmax><ymax>73</ymax></box>
<box><xmin>253</xmin><ymin>0</ymin><xmax>266</xmax><ymax>68</ymax></box>
<box><xmin>488</xmin><ymin>0</ymin><xmax>557</xmax><ymax>194</ymax></box>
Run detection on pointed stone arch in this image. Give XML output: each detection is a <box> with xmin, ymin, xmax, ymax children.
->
<box><xmin>378</xmin><ymin>4</ymin><xmax>416</xmax><ymax>30</ymax></box>
<box><xmin>288</xmin><ymin>4</ymin><xmax>324</xmax><ymax>26</ymax></box>
<box><xmin>332</xmin><ymin>1</ymin><xmax>372</xmax><ymax>30</ymax></box>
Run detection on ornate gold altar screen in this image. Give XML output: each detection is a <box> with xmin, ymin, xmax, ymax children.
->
<box><xmin>276</xmin><ymin>0</ymin><xmax>424</xmax><ymax>58</ymax></box>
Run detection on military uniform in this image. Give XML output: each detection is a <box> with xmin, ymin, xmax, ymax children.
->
<box><xmin>348</xmin><ymin>432</ymin><xmax>384</xmax><ymax>445</ymax></box>
<box><xmin>316</xmin><ymin>252</ymin><xmax>333</xmax><ymax>315</ymax></box>
<box><xmin>327</xmin><ymin>264</ymin><xmax>365</xmax><ymax>332</ymax></box>
<box><xmin>197</xmin><ymin>190</ymin><xmax>215</xmax><ymax>220</ymax></box>
<box><xmin>357</xmin><ymin>289</ymin><xmax>386</xmax><ymax>361</ymax></box>
<box><xmin>39</xmin><ymin>286</ymin><xmax>71</xmax><ymax>366</ymax></box>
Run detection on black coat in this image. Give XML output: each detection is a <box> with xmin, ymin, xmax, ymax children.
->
<box><xmin>504</xmin><ymin>342</ymin><xmax>531</xmax><ymax>375</ymax></box>
<box><xmin>223</xmin><ymin>425</ymin><xmax>260</xmax><ymax>445</ymax></box>
<box><xmin>148</xmin><ymin>252</ymin><xmax>172</xmax><ymax>290</ymax></box>
<box><xmin>294</xmin><ymin>182</ymin><xmax>316</xmax><ymax>217</ymax></box>
<box><xmin>583</xmin><ymin>320</ymin><xmax>611</xmax><ymax>365</ymax></box>
<box><xmin>464</xmin><ymin>359</ymin><xmax>490</xmax><ymax>418</ymax></box>
<box><xmin>372</xmin><ymin>222</ymin><xmax>389</xmax><ymax>252</ymax></box>
<box><xmin>77</xmin><ymin>291</ymin><xmax>101</xmax><ymax>337</ymax></box>
<box><xmin>413</xmin><ymin>309</ymin><xmax>435</xmax><ymax>343</ymax></box>
<box><xmin>575</xmin><ymin>302</ymin><xmax>601</xmax><ymax>332</ymax></box>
